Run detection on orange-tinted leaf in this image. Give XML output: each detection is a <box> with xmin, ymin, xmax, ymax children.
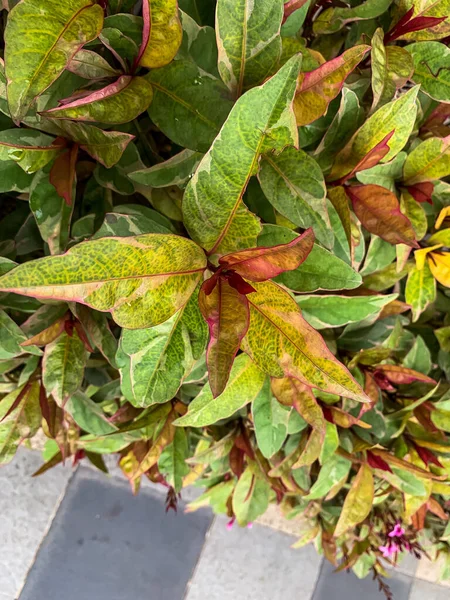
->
<box><xmin>271</xmin><ymin>377</ymin><xmax>326</xmax><ymax>435</ymax></box>
<box><xmin>21</xmin><ymin>316</ymin><xmax>66</xmax><ymax>347</ymax></box>
<box><xmin>218</xmin><ymin>228</ymin><xmax>314</xmax><ymax>282</ymax></box>
<box><xmin>331</xmin><ymin>130</ymin><xmax>394</xmax><ymax>185</ymax></box>
<box><xmin>49</xmin><ymin>144</ymin><xmax>78</xmax><ymax>206</ymax></box>
<box><xmin>375</xmin><ymin>364</ymin><xmax>436</xmax><ymax>385</ymax></box>
<box><xmin>199</xmin><ymin>276</ymin><xmax>250</xmax><ymax>398</ymax></box>
<box><xmin>294</xmin><ymin>45</ymin><xmax>370</xmax><ymax>127</ymax></box>
<box><xmin>346</xmin><ymin>184</ymin><xmax>418</xmax><ymax>247</ymax></box>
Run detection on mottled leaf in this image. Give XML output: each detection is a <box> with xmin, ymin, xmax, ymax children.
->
<box><xmin>183</xmin><ymin>56</ymin><xmax>301</xmax><ymax>256</ymax></box>
<box><xmin>129</xmin><ymin>150</ymin><xmax>203</xmax><ymax>188</ymax></box>
<box><xmin>313</xmin><ymin>0</ymin><xmax>392</xmax><ymax>34</ymax></box>
<box><xmin>0</xmin><ymin>129</ymin><xmax>63</xmax><ymax>173</ymax></box>
<box><xmin>158</xmin><ymin>427</ymin><xmax>190</xmax><ymax>493</ymax></box>
<box><xmin>403</xmin><ymin>134</ymin><xmax>450</xmax><ymax>184</ymax></box>
<box><xmin>67</xmin><ymin>49</ymin><xmax>120</xmax><ymax>79</ymax></box>
<box><xmin>0</xmin><ymin>234</ymin><xmax>206</xmax><ymax>329</ymax></box>
<box><xmin>394</xmin><ymin>0</ymin><xmax>450</xmax><ymax>41</ymax></box>
<box><xmin>0</xmin><ymin>309</ymin><xmax>41</xmax><ymax>359</ymax></box>
<box><xmin>4</xmin><ymin>0</ymin><xmax>104</xmax><ymax>122</ymax></box>
<box><xmin>305</xmin><ymin>455</ymin><xmax>352</xmax><ymax>500</ymax></box>
<box><xmin>139</xmin><ymin>0</ymin><xmax>182</xmax><ymax>69</ymax></box>
<box><xmin>242</xmin><ymin>280</ymin><xmax>368</xmax><ymax>402</ymax></box>
<box><xmin>334</xmin><ymin>464</ymin><xmax>374</xmax><ymax>537</ymax></box>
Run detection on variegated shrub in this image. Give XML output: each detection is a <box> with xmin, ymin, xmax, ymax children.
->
<box><xmin>1</xmin><ymin>0</ymin><xmax>450</xmax><ymax>593</ymax></box>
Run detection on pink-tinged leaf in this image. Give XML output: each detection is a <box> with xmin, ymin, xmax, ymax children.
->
<box><xmin>294</xmin><ymin>45</ymin><xmax>370</xmax><ymax>127</ymax></box>
<box><xmin>138</xmin><ymin>0</ymin><xmax>182</xmax><ymax>69</ymax></box>
<box><xmin>374</xmin><ymin>364</ymin><xmax>436</xmax><ymax>385</ymax></box>
<box><xmin>406</xmin><ymin>182</ymin><xmax>434</xmax><ymax>204</ymax></box>
<box><xmin>199</xmin><ymin>276</ymin><xmax>250</xmax><ymax>398</ymax></box>
<box><xmin>218</xmin><ymin>228</ymin><xmax>315</xmax><ymax>282</ymax></box>
<box><xmin>367</xmin><ymin>450</ymin><xmax>393</xmax><ymax>473</ymax></box>
<box><xmin>40</xmin><ymin>75</ymin><xmax>153</xmax><ymax>125</ymax></box>
<box><xmin>385</xmin><ymin>7</ymin><xmax>447</xmax><ymax>42</ymax></box>
<box><xmin>49</xmin><ymin>144</ymin><xmax>78</xmax><ymax>206</ymax></box>
<box><xmin>135</xmin><ymin>0</ymin><xmax>150</xmax><ymax>67</ymax></box>
<box><xmin>346</xmin><ymin>184</ymin><xmax>419</xmax><ymax>247</ymax></box>
<box><xmin>331</xmin><ymin>130</ymin><xmax>395</xmax><ymax>185</ymax></box>
<box><xmin>283</xmin><ymin>0</ymin><xmax>309</xmax><ymax>22</ymax></box>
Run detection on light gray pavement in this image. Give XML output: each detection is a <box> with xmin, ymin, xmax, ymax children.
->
<box><xmin>1</xmin><ymin>448</ymin><xmax>450</xmax><ymax>600</ymax></box>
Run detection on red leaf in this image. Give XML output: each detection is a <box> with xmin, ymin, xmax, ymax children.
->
<box><xmin>413</xmin><ymin>443</ymin><xmax>443</xmax><ymax>468</ymax></box>
<box><xmin>49</xmin><ymin>144</ymin><xmax>78</xmax><ymax>206</ymax></box>
<box><xmin>346</xmin><ymin>184</ymin><xmax>419</xmax><ymax>247</ymax></box>
<box><xmin>74</xmin><ymin>321</ymin><xmax>94</xmax><ymax>353</ymax></box>
<box><xmin>367</xmin><ymin>450</ymin><xmax>393</xmax><ymax>472</ymax></box>
<box><xmin>385</xmin><ymin>7</ymin><xmax>447</xmax><ymax>42</ymax></box>
<box><xmin>226</xmin><ymin>272</ymin><xmax>256</xmax><ymax>295</ymax></box>
<box><xmin>199</xmin><ymin>276</ymin><xmax>250</xmax><ymax>398</ymax></box>
<box><xmin>405</xmin><ymin>182</ymin><xmax>434</xmax><ymax>205</ymax></box>
<box><xmin>421</xmin><ymin>104</ymin><xmax>450</xmax><ymax>136</ymax></box>
<box><xmin>283</xmin><ymin>0</ymin><xmax>309</xmax><ymax>22</ymax></box>
<box><xmin>134</xmin><ymin>0</ymin><xmax>150</xmax><ymax>68</ymax></box>
<box><xmin>373</xmin><ymin>370</ymin><xmax>396</xmax><ymax>392</ymax></box>
<box><xmin>0</xmin><ymin>383</ymin><xmax>31</xmax><ymax>423</ymax></box>
<box><xmin>229</xmin><ymin>444</ymin><xmax>245</xmax><ymax>477</ymax></box>
<box><xmin>374</xmin><ymin>365</ymin><xmax>436</xmax><ymax>386</ymax></box>
<box><xmin>331</xmin><ymin>130</ymin><xmax>394</xmax><ymax>185</ymax></box>
<box><xmin>218</xmin><ymin>228</ymin><xmax>315</xmax><ymax>282</ymax></box>
<box><xmin>235</xmin><ymin>430</ymin><xmax>255</xmax><ymax>460</ymax></box>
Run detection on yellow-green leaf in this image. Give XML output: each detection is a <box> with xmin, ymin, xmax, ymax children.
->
<box><xmin>5</xmin><ymin>0</ymin><xmax>104</xmax><ymax>123</ymax></box>
<box><xmin>139</xmin><ymin>0</ymin><xmax>182</xmax><ymax>69</ymax></box>
<box><xmin>0</xmin><ymin>129</ymin><xmax>63</xmax><ymax>173</ymax></box>
<box><xmin>0</xmin><ymin>234</ymin><xmax>206</xmax><ymax>329</ymax></box>
<box><xmin>232</xmin><ymin>466</ymin><xmax>270</xmax><ymax>526</ymax></box>
<box><xmin>403</xmin><ymin>134</ymin><xmax>450</xmax><ymax>184</ymax></box>
<box><xmin>334</xmin><ymin>463</ymin><xmax>374</xmax><ymax>537</ymax></box>
<box><xmin>329</xmin><ymin>86</ymin><xmax>419</xmax><ymax>182</ymax></box>
<box><xmin>241</xmin><ymin>280</ymin><xmax>369</xmax><ymax>402</ymax></box>
<box><xmin>174</xmin><ymin>353</ymin><xmax>267</xmax><ymax>427</ymax></box>
<box><xmin>407</xmin><ymin>42</ymin><xmax>450</xmax><ymax>101</ymax></box>
<box><xmin>395</xmin><ymin>0</ymin><xmax>450</xmax><ymax>41</ymax></box>
<box><xmin>183</xmin><ymin>56</ymin><xmax>301</xmax><ymax>257</ymax></box>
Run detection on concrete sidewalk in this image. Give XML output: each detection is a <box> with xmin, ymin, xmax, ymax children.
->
<box><xmin>1</xmin><ymin>448</ymin><xmax>449</xmax><ymax>600</ymax></box>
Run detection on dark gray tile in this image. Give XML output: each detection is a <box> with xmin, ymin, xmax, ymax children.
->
<box><xmin>19</xmin><ymin>467</ymin><xmax>213</xmax><ymax>600</ymax></box>
<box><xmin>312</xmin><ymin>560</ymin><xmax>414</xmax><ymax>600</ymax></box>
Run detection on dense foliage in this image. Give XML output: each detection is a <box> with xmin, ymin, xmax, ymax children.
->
<box><xmin>2</xmin><ymin>0</ymin><xmax>450</xmax><ymax>591</ymax></box>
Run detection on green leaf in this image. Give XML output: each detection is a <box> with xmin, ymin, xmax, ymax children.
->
<box><xmin>43</xmin><ymin>330</ymin><xmax>88</xmax><ymax>406</ymax></box>
<box><xmin>356</xmin><ymin>152</ymin><xmax>406</xmax><ymax>192</ymax></box>
<box><xmin>178</xmin><ymin>11</ymin><xmax>219</xmax><ymax>76</ymax></box>
<box><xmin>405</xmin><ymin>263</ymin><xmax>436</xmax><ymax>322</ymax></box>
<box><xmin>320</xmin><ymin>422</ymin><xmax>340</xmax><ymax>464</ymax></box>
<box><xmin>42</xmin><ymin>76</ymin><xmax>153</xmax><ymax>125</ymax></box>
<box><xmin>329</xmin><ymin>86</ymin><xmax>419</xmax><ymax>182</ymax></box>
<box><xmin>334</xmin><ymin>463</ymin><xmax>374</xmax><ymax>537</ymax></box>
<box><xmin>158</xmin><ymin>427</ymin><xmax>190</xmax><ymax>493</ymax></box>
<box><xmin>232</xmin><ymin>466</ymin><xmax>270</xmax><ymax>525</ymax></box>
<box><xmin>371</xmin><ymin>28</ymin><xmax>413</xmax><ymax>110</ymax></box>
<box><xmin>67</xmin><ymin>49</ymin><xmax>120</xmax><ymax>79</ymax></box>
<box><xmin>129</xmin><ymin>150</ymin><xmax>203</xmax><ymax>188</ymax></box>
<box><xmin>146</xmin><ymin>60</ymin><xmax>234</xmax><ymax>152</ymax></box>
<box><xmin>0</xmin><ymin>129</ymin><xmax>62</xmax><ymax>173</ymax></box>
<box><xmin>183</xmin><ymin>56</ymin><xmax>301</xmax><ymax>256</ymax></box>
<box><xmin>4</xmin><ymin>0</ymin><xmax>104</xmax><ymax>122</ymax></box>
<box><xmin>93</xmin><ymin>212</ymin><xmax>172</xmax><ymax>238</ymax></box>
<box><xmin>313</xmin><ymin>0</ymin><xmax>392</xmax><ymax>34</ymax></box>
<box><xmin>305</xmin><ymin>455</ymin><xmax>352</xmax><ymax>499</ymax></box>
<box><xmin>0</xmin><ymin>309</ymin><xmax>41</xmax><ymax>359</ymax></box>
<box><xmin>139</xmin><ymin>0</ymin><xmax>183</xmax><ymax>69</ymax></box>
<box><xmin>66</xmin><ymin>390</ymin><xmax>118</xmax><ymax>436</ymax></box>
<box><xmin>29</xmin><ymin>165</ymin><xmax>73</xmax><ymax>255</ymax></box>
<box><xmin>258</xmin><ymin>225</ymin><xmax>362</xmax><ymax>291</ymax></box>
<box><xmin>216</xmin><ymin>0</ymin><xmax>283</xmax><ymax>96</ymax></box>
<box><xmin>296</xmin><ymin>293</ymin><xmax>398</xmax><ymax>329</ymax></box>
<box><xmin>0</xmin><ymin>160</ymin><xmax>33</xmax><ymax>193</ymax></box>
<box><xmin>403</xmin><ymin>135</ymin><xmax>450</xmax><ymax>184</ymax></box>
<box><xmin>404</xmin><ymin>335</ymin><xmax>432</xmax><ymax>374</ymax></box>
<box><xmin>436</xmin><ymin>326</ymin><xmax>450</xmax><ymax>352</ymax></box>
<box><xmin>252</xmin><ymin>379</ymin><xmax>289</xmax><ymax>458</ymax></box>
<box><xmin>242</xmin><ymin>280</ymin><xmax>368</xmax><ymax>402</ymax></box>
<box><xmin>174</xmin><ymin>353</ymin><xmax>267</xmax><ymax>427</ymax></box>
<box><xmin>71</xmin><ymin>304</ymin><xmax>118</xmax><ymax>368</ymax></box>
<box><xmin>0</xmin><ymin>382</ymin><xmax>41</xmax><ymax>464</ymax></box>
<box><xmin>116</xmin><ymin>289</ymin><xmax>207</xmax><ymax>407</ymax></box>
<box><xmin>0</xmin><ymin>234</ymin><xmax>206</xmax><ymax>329</ymax></box>
<box><xmin>258</xmin><ymin>147</ymin><xmax>332</xmax><ymax>247</ymax></box>
<box><xmin>408</xmin><ymin>42</ymin><xmax>450</xmax><ymax>101</ymax></box>
<box><xmin>47</xmin><ymin>120</ymin><xmax>135</xmax><ymax>168</ymax></box>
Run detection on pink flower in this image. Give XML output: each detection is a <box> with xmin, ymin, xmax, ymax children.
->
<box><xmin>226</xmin><ymin>518</ymin><xmax>235</xmax><ymax>531</ymax></box>
<box><xmin>379</xmin><ymin>542</ymin><xmax>399</xmax><ymax>558</ymax></box>
<box><xmin>388</xmin><ymin>523</ymin><xmax>405</xmax><ymax>538</ymax></box>
<box><xmin>247</xmin><ymin>522</ymin><xmax>253</xmax><ymax>529</ymax></box>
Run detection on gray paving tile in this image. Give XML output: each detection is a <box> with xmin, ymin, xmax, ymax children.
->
<box><xmin>312</xmin><ymin>560</ymin><xmax>414</xmax><ymax>600</ymax></box>
<box><xmin>19</xmin><ymin>466</ymin><xmax>213</xmax><ymax>600</ymax></box>
<box><xmin>0</xmin><ymin>448</ymin><xmax>73</xmax><ymax>599</ymax></box>
<box><xmin>409</xmin><ymin>578</ymin><xmax>450</xmax><ymax>599</ymax></box>
<box><xmin>185</xmin><ymin>516</ymin><xmax>322</xmax><ymax>600</ymax></box>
